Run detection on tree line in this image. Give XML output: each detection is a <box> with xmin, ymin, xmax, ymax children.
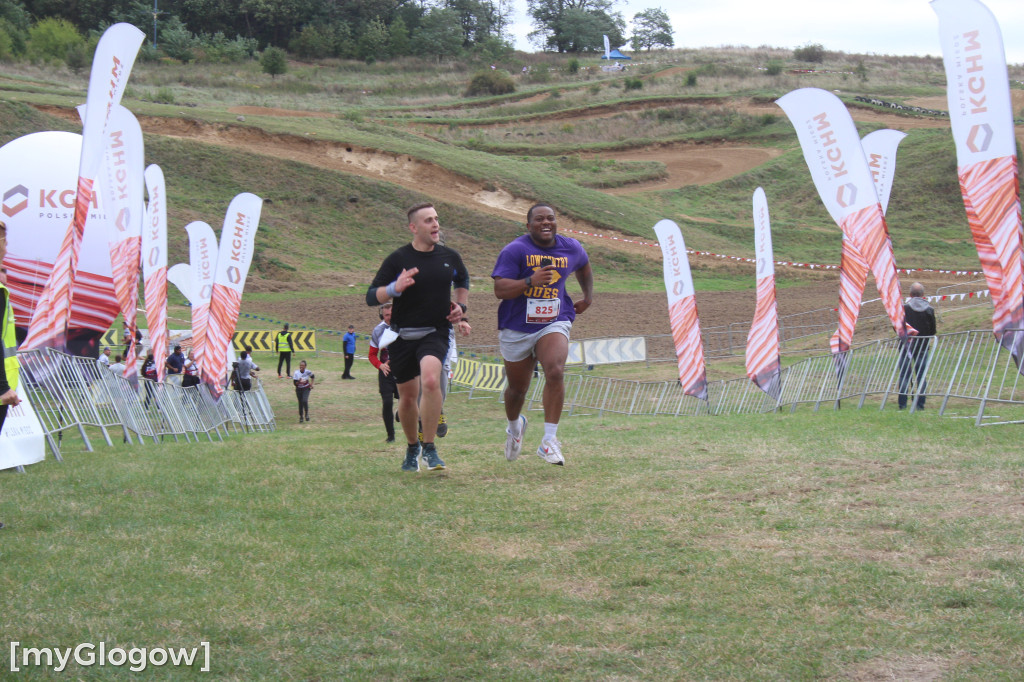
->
<box><xmin>0</xmin><ymin>0</ymin><xmax>673</xmax><ymax>66</ymax></box>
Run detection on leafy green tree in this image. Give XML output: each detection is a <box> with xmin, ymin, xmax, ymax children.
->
<box><xmin>356</xmin><ymin>16</ymin><xmax>388</xmax><ymax>63</ymax></box>
<box><xmin>444</xmin><ymin>0</ymin><xmax>508</xmax><ymax>48</ymax></box>
<box><xmin>412</xmin><ymin>8</ymin><xmax>462</xmax><ymax>61</ymax></box>
<box><xmin>260</xmin><ymin>44</ymin><xmax>287</xmax><ymax>77</ymax></box>
<box><xmin>290</xmin><ymin>23</ymin><xmax>333</xmax><ymax>59</ymax></box>
<box><xmin>527</xmin><ymin>0</ymin><xmax>622</xmax><ymax>53</ymax></box>
<box><xmin>160</xmin><ymin>17</ymin><xmax>196</xmax><ymax>62</ymax></box>
<box><xmin>27</xmin><ymin>17</ymin><xmax>84</xmax><ymax>63</ymax></box>
<box><xmin>24</xmin><ymin>0</ymin><xmax>137</xmax><ymax>34</ymax></box>
<box><xmin>471</xmin><ymin>33</ymin><xmax>512</xmax><ymax>62</ymax></box>
<box><xmin>630</xmin><ymin>7</ymin><xmax>673</xmax><ymax>51</ymax></box>
<box><xmin>0</xmin><ymin>23</ymin><xmax>14</xmax><ymax>61</ymax></box>
<box><xmin>387</xmin><ymin>15</ymin><xmax>410</xmax><ymax>58</ymax></box>
<box><xmin>0</xmin><ymin>0</ymin><xmax>30</xmax><ymax>54</ymax></box>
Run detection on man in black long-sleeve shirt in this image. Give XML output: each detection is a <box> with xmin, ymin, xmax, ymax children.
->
<box><xmin>898</xmin><ymin>282</ymin><xmax>937</xmax><ymax>410</ymax></box>
<box><xmin>366</xmin><ymin>203</ymin><xmax>469</xmax><ymax>472</ymax></box>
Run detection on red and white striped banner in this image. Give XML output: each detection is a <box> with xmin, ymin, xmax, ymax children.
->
<box><xmin>142</xmin><ymin>165</ymin><xmax>169</xmax><ymax>380</ymax></box>
<box><xmin>654</xmin><ymin>219</ymin><xmax>707</xmax><ymax>401</ymax></box>
<box><xmin>777</xmin><ymin>88</ymin><xmax>909</xmax><ymax>347</ymax></box>
<box><xmin>95</xmin><ymin>104</ymin><xmax>145</xmax><ymax>378</ymax></box>
<box><xmin>203</xmin><ymin>193</ymin><xmax>263</xmax><ymax>397</ymax></box>
<box><xmin>184</xmin><ymin>221</ymin><xmax>217</xmax><ymax>373</ymax></box>
<box><xmin>934</xmin><ymin>0</ymin><xmax>1024</xmax><ymax>362</ymax></box>
<box><xmin>21</xmin><ymin>23</ymin><xmax>144</xmax><ymax>351</ymax></box>
<box><xmin>746</xmin><ymin>187</ymin><xmax>781</xmax><ymax>399</ymax></box>
<box><xmin>830</xmin><ymin>238</ymin><xmax>870</xmax><ymax>354</ymax></box>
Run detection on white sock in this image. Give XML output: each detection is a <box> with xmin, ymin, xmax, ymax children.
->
<box><xmin>543</xmin><ymin>423</ymin><xmax>558</xmax><ymax>441</ymax></box>
<box><xmin>508</xmin><ymin>418</ymin><xmax>522</xmax><ymax>436</ymax></box>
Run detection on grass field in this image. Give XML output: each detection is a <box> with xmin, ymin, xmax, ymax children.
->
<box><xmin>3</xmin><ymin>353</ymin><xmax>1024</xmax><ymax>679</ymax></box>
<box><xmin>4</xmin><ymin>44</ymin><xmax>1024</xmax><ymax>679</ymax></box>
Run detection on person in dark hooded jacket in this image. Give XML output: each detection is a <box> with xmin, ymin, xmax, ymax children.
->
<box><xmin>898</xmin><ymin>282</ymin><xmax>937</xmax><ymax>410</ymax></box>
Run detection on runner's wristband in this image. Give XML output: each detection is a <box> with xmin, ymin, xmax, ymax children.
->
<box><xmin>386</xmin><ymin>281</ymin><xmax>402</xmax><ymax>298</ymax></box>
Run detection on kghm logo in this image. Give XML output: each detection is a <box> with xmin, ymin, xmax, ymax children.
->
<box><xmin>3</xmin><ymin>185</ymin><xmax>28</xmax><ymax>218</ymax></box>
<box><xmin>672</xmin><ymin>280</ymin><xmax>684</xmax><ymax>297</ymax></box>
<box><xmin>115</xmin><ymin>207</ymin><xmax>130</xmax><ymax>233</ymax></box>
<box><xmin>967</xmin><ymin>123</ymin><xmax>993</xmax><ymax>153</ymax></box>
<box><xmin>226</xmin><ymin>265</ymin><xmax>241</xmax><ymax>284</ymax></box>
<box><xmin>836</xmin><ymin>183</ymin><xmax>858</xmax><ymax>209</ymax></box>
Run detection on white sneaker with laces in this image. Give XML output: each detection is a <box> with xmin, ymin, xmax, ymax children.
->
<box><xmin>537</xmin><ymin>437</ymin><xmax>564</xmax><ymax>466</ymax></box>
<box><xmin>504</xmin><ymin>415</ymin><xmax>527</xmax><ymax>461</ymax></box>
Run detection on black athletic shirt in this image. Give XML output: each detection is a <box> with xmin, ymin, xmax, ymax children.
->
<box><xmin>368</xmin><ymin>243</ymin><xmax>469</xmax><ymax>332</ymax></box>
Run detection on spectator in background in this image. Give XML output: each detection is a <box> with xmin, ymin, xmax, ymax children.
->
<box><xmin>123</xmin><ymin>323</ymin><xmax>141</xmax><ymax>357</ymax></box>
<box><xmin>164</xmin><ymin>344</ymin><xmax>184</xmax><ymax>377</ymax></box>
<box><xmin>293</xmin><ymin>360</ymin><xmax>315</xmax><ymax>422</ymax></box>
<box><xmin>140</xmin><ymin>348</ymin><xmax>158</xmax><ymax>409</ymax></box>
<box><xmin>182</xmin><ymin>350</ymin><xmax>200</xmax><ymax>387</ymax></box>
<box><xmin>108</xmin><ymin>354</ymin><xmax>126</xmax><ymax>375</ymax></box>
<box><xmin>369</xmin><ymin>302</ymin><xmax>399</xmax><ymax>442</ymax></box>
<box><xmin>898</xmin><ymin>282</ymin><xmax>937</xmax><ymax>411</ymax></box>
<box><xmin>97</xmin><ymin>347</ymin><xmax>112</xmax><ymax>369</ymax></box>
<box><xmin>235</xmin><ymin>348</ymin><xmax>258</xmax><ymax>392</ymax></box>
<box><xmin>276</xmin><ymin>323</ymin><xmax>293</xmax><ymax>378</ymax></box>
<box><xmin>342</xmin><ymin>325</ymin><xmax>357</xmax><ymax>379</ymax></box>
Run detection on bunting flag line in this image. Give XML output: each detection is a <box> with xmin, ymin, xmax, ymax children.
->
<box><xmin>654</xmin><ymin>219</ymin><xmax>707</xmax><ymax>401</ymax></box>
<box><xmin>933</xmin><ymin>0</ymin><xmax>1024</xmax><ymax>365</ymax></box>
<box><xmin>203</xmin><ymin>193</ymin><xmax>263</xmax><ymax>397</ymax></box>
<box><xmin>21</xmin><ymin>23</ymin><xmax>144</xmax><ymax>351</ymax></box>
<box><xmin>746</xmin><ymin>188</ymin><xmax>782</xmax><ymax>400</ymax></box>
<box><xmin>142</xmin><ymin>165</ymin><xmax>169</xmax><ymax>381</ymax></box>
<box><xmin>555</xmin><ymin>226</ymin><xmax>984</xmax><ymax>277</ymax></box>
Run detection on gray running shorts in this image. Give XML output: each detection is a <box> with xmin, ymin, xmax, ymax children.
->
<box><xmin>499</xmin><ymin>320</ymin><xmax>572</xmax><ymax>363</ymax></box>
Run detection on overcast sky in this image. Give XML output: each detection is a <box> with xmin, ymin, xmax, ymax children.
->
<box><xmin>508</xmin><ymin>0</ymin><xmax>1024</xmax><ymax>65</ymax></box>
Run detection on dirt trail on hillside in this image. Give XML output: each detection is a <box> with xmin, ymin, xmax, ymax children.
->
<box><xmin>31</xmin><ymin>102</ymin><xmax>975</xmax><ymax>342</ymax></box>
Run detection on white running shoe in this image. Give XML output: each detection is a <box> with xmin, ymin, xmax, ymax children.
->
<box><xmin>537</xmin><ymin>438</ymin><xmax>565</xmax><ymax>466</ymax></box>
<box><xmin>504</xmin><ymin>415</ymin><xmax>527</xmax><ymax>461</ymax></box>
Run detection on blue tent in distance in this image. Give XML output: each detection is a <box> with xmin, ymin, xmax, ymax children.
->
<box><xmin>600</xmin><ymin>49</ymin><xmax>631</xmax><ymax>60</ymax></box>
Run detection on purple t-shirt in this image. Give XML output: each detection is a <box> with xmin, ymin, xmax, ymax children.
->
<box><xmin>491</xmin><ymin>234</ymin><xmax>589</xmax><ymax>333</ymax></box>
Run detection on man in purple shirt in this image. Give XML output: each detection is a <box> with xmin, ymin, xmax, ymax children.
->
<box><xmin>492</xmin><ymin>203</ymin><xmax>594</xmax><ymax>465</ymax></box>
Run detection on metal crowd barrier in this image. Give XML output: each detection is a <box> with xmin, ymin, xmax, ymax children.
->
<box><xmin>14</xmin><ymin>347</ymin><xmax>274</xmax><ymax>461</ymax></box>
<box><xmin>455</xmin><ymin>330</ymin><xmax>1024</xmax><ymax>427</ymax></box>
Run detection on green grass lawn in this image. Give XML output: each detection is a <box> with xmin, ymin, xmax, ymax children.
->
<box><xmin>3</xmin><ymin>354</ymin><xmax>1023</xmax><ymax>679</ymax></box>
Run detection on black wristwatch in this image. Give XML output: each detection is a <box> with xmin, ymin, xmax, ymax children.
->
<box><xmin>457</xmin><ymin>302</ymin><xmax>467</xmax><ymax>313</ymax></box>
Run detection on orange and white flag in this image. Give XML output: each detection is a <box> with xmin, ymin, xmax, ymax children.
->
<box><xmin>92</xmin><ymin>104</ymin><xmax>145</xmax><ymax>378</ymax></box>
<box><xmin>142</xmin><ymin>165</ymin><xmax>169</xmax><ymax>380</ymax></box>
<box><xmin>654</xmin><ymin>219</ymin><xmax>707</xmax><ymax>401</ymax></box>
<box><xmin>183</xmin><ymin>221</ymin><xmax>217</xmax><ymax>372</ymax></box>
<box><xmin>832</xmin><ymin>129</ymin><xmax>908</xmax><ymax>353</ymax></box>
<box><xmin>203</xmin><ymin>193</ymin><xmax>263</xmax><ymax>397</ymax></box>
<box><xmin>777</xmin><ymin>88</ymin><xmax>909</xmax><ymax>348</ymax></box>
<box><xmin>934</xmin><ymin>0</ymin><xmax>1023</xmax><ymax>362</ymax></box>
<box><xmin>745</xmin><ymin>188</ymin><xmax>781</xmax><ymax>399</ymax></box>
<box><xmin>22</xmin><ymin>23</ymin><xmax>144</xmax><ymax>351</ymax></box>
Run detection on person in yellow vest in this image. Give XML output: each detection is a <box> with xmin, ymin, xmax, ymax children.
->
<box><xmin>275</xmin><ymin>323</ymin><xmax>293</xmax><ymax>378</ymax></box>
<box><xmin>0</xmin><ymin>221</ymin><xmax>22</xmax><ymax>530</ymax></box>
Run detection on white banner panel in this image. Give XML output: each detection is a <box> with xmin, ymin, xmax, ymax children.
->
<box><xmin>0</xmin><ymin>385</ymin><xmax>46</xmax><ymax>470</ymax></box>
